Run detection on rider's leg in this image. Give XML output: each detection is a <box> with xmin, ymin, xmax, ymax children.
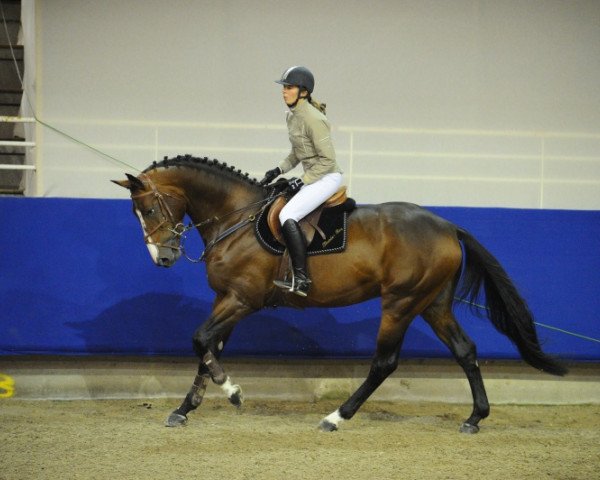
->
<box><xmin>276</xmin><ymin>173</ymin><xmax>342</xmax><ymax>296</ymax></box>
<box><xmin>279</xmin><ymin>173</ymin><xmax>343</xmax><ymax>224</ymax></box>
<box><xmin>276</xmin><ymin>218</ymin><xmax>311</xmax><ymax>296</ymax></box>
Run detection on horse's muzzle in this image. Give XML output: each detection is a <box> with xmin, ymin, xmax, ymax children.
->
<box><xmin>147</xmin><ymin>242</ymin><xmax>181</xmax><ymax>267</ymax></box>
<box><xmin>156</xmin><ymin>250</ymin><xmax>181</xmax><ymax>267</ymax></box>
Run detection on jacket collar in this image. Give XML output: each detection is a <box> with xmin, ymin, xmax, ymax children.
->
<box><xmin>288</xmin><ymin>98</ymin><xmax>309</xmax><ymax>114</ymax></box>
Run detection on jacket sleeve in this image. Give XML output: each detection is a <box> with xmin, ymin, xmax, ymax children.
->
<box><xmin>278</xmin><ymin>150</ymin><xmax>299</xmax><ymax>174</ymax></box>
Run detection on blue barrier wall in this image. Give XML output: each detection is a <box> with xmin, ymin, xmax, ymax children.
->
<box><xmin>1</xmin><ymin>197</ymin><xmax>599</xmax><ymax>360</ymax></box>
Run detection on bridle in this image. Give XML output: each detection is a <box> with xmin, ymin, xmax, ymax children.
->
<box><xmin>130</xmin><ymin>174</ymin><xmax>187</xmax><ymax>254</ymax></box>
<box><xmin>131</xmin><ymin>174</ymin><xmax>282</xmax><ymax>263</ymax></box>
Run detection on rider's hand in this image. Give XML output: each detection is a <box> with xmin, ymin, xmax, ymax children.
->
<box><xmin>259</xmin><ymin>167</ymin><xmax>281</xmax><ymax>186</ymax></box>
<box><xmin>287</xmin><ymin>177</ymin><xmax>304</xmax><ymax>195</ymax></box>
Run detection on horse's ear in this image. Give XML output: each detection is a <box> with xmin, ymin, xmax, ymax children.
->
<box><xmin>111</xmin><ymin>174</ymin><xmax>145</xmax><ymax>192</ymax></box>
<box><xmin>126</xmin><ymin>173</ymin><xmax>145</xmax><ymax>192</ymax></box>
<box><xmin>111</xmin><ymin>179</ymin><xmax>130</xmax><ymax>189</ymax></box>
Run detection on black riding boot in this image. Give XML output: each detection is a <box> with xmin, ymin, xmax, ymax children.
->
<box><xmin>274</xmin><ymin>219</ymin><xmax>312</xmax><ymax>297</ymax></box>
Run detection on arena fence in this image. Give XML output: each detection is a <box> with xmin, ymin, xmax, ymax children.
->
<box><xmin>1</xmin><ymin>197</ymin><xmax>598</xmax><ymax>360</ymax></box>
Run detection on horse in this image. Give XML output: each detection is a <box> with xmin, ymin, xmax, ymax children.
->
<box><xmin>112</xmin><ymin>154</ymin><xmax>567</xmax><ymax>433</ymax></box>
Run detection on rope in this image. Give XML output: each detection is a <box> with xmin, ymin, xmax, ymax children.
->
<box><xmin>454</xmin><ymin>297</ymin><xmax>600</xmax><ymax>344</ymax></box>
<box><xmin>0</xmin><ymin>0</ymin><xmax>141</xmax><ymax>173</ymax></box>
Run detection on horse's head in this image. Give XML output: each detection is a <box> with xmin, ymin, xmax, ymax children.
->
<box><xmin>112</xmin><ymin>173</ymin><xmax>187</xmax><ymax>267</ymax></box>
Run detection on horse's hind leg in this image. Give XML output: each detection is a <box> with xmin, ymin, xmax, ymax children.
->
<box><xmin>421</xmin><ymin>287</ymin><xmax>490</xmax><ymax>433</ymax></box>
<box><xmin>319</xmin><ymin>297</ymin><xmax>416</xmax><ymax>432</ymax></box>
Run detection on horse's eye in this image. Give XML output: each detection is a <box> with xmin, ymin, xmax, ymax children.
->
<box><xmin>145</xmin><ymin>208</ymin><xmax>156</xmax><ymax>216</ymax></box>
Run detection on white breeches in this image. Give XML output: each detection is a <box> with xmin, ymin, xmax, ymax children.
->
<box><xmin>279</xmin><ymin>172</ymin><xmax>343</xmax><ymax>224</ymax></box>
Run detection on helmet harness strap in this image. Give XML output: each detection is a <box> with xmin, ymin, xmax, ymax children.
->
<box><xmin>287</xmin><ymin>87</ymin><xmax>308</xmax><ymax>109</ymax></box>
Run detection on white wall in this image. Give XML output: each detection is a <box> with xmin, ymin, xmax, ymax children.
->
<box><xmin>32</xmin><ymin>0</ymin><xmax>600</xmax><ymax>208</ymax></box>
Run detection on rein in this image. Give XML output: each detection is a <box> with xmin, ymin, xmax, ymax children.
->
<box><xmin>176</xmin><ymin>195</ymin><xmax>281</xmax><ymax>263</ymax></box>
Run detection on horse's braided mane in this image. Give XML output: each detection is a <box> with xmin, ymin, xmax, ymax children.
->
<box><xmin>143</xmin><ymin>154</ymin><xmax>261</xmax><ymax>187</ymax></box>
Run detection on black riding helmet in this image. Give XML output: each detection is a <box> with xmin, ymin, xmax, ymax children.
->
<box><xmin>275</xmin><ymin>66</ymin><xmax>315</xmax><ymax>94</ymax></box>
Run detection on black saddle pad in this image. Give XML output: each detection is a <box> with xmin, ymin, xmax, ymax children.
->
<box><xmin>255</xmin><ymin>198</ymin><xmax>356</xmax><ymax>256</ymax></box>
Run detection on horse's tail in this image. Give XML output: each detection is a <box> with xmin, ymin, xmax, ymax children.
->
<box><xmin>456</xmin><ymin>228</ymin><xmax>568</xmax><ymax>376</ymax></box>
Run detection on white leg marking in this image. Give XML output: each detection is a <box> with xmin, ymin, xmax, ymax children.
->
<box><xmin>220</xmin><ymin>377</ymin><xmax>238</xmax><ymax>397</ymax></box>
<box><xmin>324</xmin><ymin>409</ymin><xmax>344</xmax><ymax>428</ymax></box>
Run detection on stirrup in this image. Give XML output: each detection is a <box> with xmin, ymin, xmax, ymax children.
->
<box><xmin>273</xmin><ymin>275</ymin><xmax>311</xmax><ymax>297</ymax></box>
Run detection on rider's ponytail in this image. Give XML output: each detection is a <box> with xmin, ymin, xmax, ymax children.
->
<box><xmin>308</xmin><ymin>96</ymin><xmax>327</xmax><ymax>115</ymax></box>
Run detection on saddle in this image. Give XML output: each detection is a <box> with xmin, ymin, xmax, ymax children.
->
<box><xmin>267</xmin><ymin>187</ymin><xmax>348</xmax><ymax>246</ymax></box>
<box><xmin>255</xmin><ymin>185</ymin><xmax>356</xmax><ymax>257</ymax></box>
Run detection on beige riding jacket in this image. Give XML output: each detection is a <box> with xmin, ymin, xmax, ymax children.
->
<box><xmin>278</xmin><ymin>100</ymin><xmax>343</xmax><ymax>185</ymax></box>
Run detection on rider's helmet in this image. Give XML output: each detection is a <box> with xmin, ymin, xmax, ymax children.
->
<box><xmin>275</xmin><ymin>66</ymin><xmax>315</xmax><ymax>94</ymax></box>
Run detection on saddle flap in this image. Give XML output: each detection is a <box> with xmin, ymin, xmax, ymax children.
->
<box><xmin>267</xmin><ymin>186</ymin><xmax>347</xmax><ymax>244</ymax></box>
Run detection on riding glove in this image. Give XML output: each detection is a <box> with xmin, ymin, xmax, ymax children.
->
<box><xmin>259</xmin><ymin>167</ymin><xmax>281</xmax><ymax>186</ymax></box>
<box><xmin>287</xmin><ymin>177</ymin><xmax>304</xmax><ymax>195</ymax></box>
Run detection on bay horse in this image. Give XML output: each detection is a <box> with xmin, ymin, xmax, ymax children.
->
<box><xmin>113</xmin><ymin>155</ymin><xmax>567</xmax><ymax>433</ymax></box>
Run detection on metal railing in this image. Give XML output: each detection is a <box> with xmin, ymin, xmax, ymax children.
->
<box><xmin>0</xmin><ymin>115</ymin><xmax>35</xmax><ymax>170</ymax></box>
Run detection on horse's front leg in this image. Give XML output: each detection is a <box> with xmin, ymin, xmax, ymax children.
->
<box><xmin>166</xmin><ymin>293</ymin><xmax>253</xmax><ymax>427</ymax></box>
<box><xmin>165</xmin><ymin>364</ymin><xmax>211</xmax><ymax>427</ymax></box>
<box><xmin>201</xmin><ymin>349</ymin><xmax>245</xmax><ymax>407</ymax></box>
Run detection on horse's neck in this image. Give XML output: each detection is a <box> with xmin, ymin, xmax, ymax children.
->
<box><xmin>177</xmin><ymin>170</ymin><xmax>263</xmax><ymax>229</ymax></box>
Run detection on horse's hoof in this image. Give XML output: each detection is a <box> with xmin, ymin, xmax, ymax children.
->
<box><xmin>228</xmin><ymin>385</ymin><xmax>244</xmax><ymax>408</ymax></box>
<box><xmin>459</xmin><ymin>422</ymin><xmax>480</xmax><ymax>434</ymax></box>
<box><xmin>319</xmin><ymin>419</ymin><xmax>338</xmax><ymax>432</ymax></box>
<box><xmin>165</xmin><ymin>412</ymin><xmax>188</xmax><ymax>427</ymax></box>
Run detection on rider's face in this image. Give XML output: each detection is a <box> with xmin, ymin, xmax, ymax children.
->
<box><xmin>282</xmin><ymin>85</ymin><xmax>307</xmax><ymax>106</ymax></box>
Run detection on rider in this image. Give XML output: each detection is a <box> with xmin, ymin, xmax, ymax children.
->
<box><xmin>260</xmin><ymin>66</ymin><xmax>343</xmax><ymax>297</ymax></box>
